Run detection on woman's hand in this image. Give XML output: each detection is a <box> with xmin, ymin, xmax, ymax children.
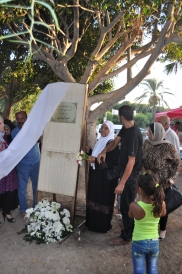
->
<box><xmin>97</xmin><ymin>150</ymin><xmax>106</xmax><ymax>164</ymax></box>
<box><xmin>168</xmin><ymin>178</ymin><xmax>174</xmax><ymax>185</ymax></box>
<box><xmin>87</xmin><ymin>156</ymin><xmax>95</xmax><ymax>163</ymax></box>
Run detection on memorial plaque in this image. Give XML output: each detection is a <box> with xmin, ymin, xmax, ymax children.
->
<box><xmin>51</xmin><ymin>102</ymin><xmax>77</xmax><ymax>123</ymax></box>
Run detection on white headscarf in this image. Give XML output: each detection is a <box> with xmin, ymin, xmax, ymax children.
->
<box><xmin>92</xmin><ymin>121</ymin><xmax>115</xmax><ymax>157</ymax></box>
<box><xmin>0</xmin><ymin>131</ymin><xmax>5</xmax><ymax>141</ymax></box>
<box><xmin>0</xmin><ymin>131</ymin><xmax>6</xmax><ymax>151</ymax></box>
<box><xmin>149</xmin><ymin>122</ymin><xmax>170</xmax><ymax>146</ymax></box>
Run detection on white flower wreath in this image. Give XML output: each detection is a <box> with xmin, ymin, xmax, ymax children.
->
<box><xmin>24</xmin><ymin>200</ymin><xmax>72</xmax><ymax>244</ymax></box>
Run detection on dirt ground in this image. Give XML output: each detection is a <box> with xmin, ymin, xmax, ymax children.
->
<box><xmin>0</xmin><ymin>173</ymin><xmax>182</xmax><ymax>274</ymax></box>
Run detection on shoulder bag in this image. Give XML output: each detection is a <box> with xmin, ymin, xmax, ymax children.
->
<box><xmin>165</xmin><ymin>184</ymin><xmax>182</xmax><ymax>214</ymax></box>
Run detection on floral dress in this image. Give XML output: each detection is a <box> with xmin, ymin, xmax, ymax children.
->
<box><xmin>0</xmin><ymin>134</ymin><xmax>18</xmax><ymax>194</ymax></box>
<box><xmin>142</xmin><ymin>140</ymin><xmax>181</xmax><ymax>189</ymax></box>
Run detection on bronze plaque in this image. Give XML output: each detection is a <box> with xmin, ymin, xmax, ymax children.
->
<box><xmin>51</xmin><ymin>102</ymin><xmax>77</xmax><ymax>123</ymax></box>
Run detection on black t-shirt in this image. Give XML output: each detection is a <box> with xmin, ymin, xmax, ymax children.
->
<box><xmin>118</xmin><ymin>123</ymin><xmax>143</xmax><ymax>172</ymax></box>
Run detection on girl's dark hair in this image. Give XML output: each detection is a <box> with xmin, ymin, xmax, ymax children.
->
<box><xmin>137</xmin><ymin>173</ymin><xmax>165</xmax><ymax>217</ymax></box>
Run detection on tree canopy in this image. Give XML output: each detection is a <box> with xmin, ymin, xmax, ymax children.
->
<box><xmin>0</xmin><ymin>37</ymin><xmax>60</xmax><ymax>116</ymax></box>
<box><xmin>161</xmin><ymin>43</ymin><xmax>182</xmax><ymax>74</ymax></box>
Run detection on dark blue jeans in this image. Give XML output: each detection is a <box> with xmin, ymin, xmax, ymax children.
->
<box><xmin>17</xmin><ymin>161</ymin><xmax>40</xmax><ymax>212</ymax></box>
<box><xmin>132</xmin><ymin>239</ymin><xmax>159</xmax><ymax>274</ymax></box>
<box><xmin>120</xmin><ymin>172</ymin><xmax>138</xmax><ymax>241</ymax></box>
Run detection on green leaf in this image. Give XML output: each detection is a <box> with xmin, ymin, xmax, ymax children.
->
<box><xmin>0</xmin><ymin>31</ymin><xmax>29</xmax><ymax>40</ymax></box>
<box><xmin>1</xmin><ymin>4</ymin><xmax>31</xmax><ymax>9</ymax></box>
<box><xmin>0</xmin><ymin>0</ymin><xmax>12</xmax><ymax>4</ymax></box>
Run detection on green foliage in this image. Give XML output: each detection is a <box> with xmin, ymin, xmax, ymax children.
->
<box><xmin>23</xmin><ymin>232</ymin><xmax>45</xmax><ymax>245</ymax></box>
<box><xmin>134</xmin><ymin>78</ymin><xmax>174</xmax><ymax>122</ymax></box>
<box><xmin>0</xmin><ymin>0</ymin><xmax>182</xmax><ymax>123</ymax></box>
<box><xmin>97</xmin><ymin>101</ymin><xmax>160</xmax><ymax>127</ymax></box>
<box><xmin>0</xmin><ymin>0</ymin><xmax>60</xmax><ymax>56</ymax></box>
<box><xmin>9</xmin><ymin>92</ymin><xmax>41</xmax><ymax>120</ymax></box>
<box><xmin>112</xmin><ymin>115</ymin><xmax>120</xmax><ymax>124</ymax></box>
<box><xmin>0</xmin><ymin>98</ymin><xmax>5</xmax><ymax>113</ymax></box>
<box><xmin>160</xmin><ymin>43</ymin><xmax>182</xmax><ymax>75</ymax></box>
<box><xmin>163</xmin><ymin>43</ymin><xmax>182</xmax><ymax>61</ymax></box>
<box><xmin>0</xmin><ymin>36</ymin><xmax>60</xmax><ymax>117</ymax></box>
<box><xmin>134</xmin><ymin>113</ymin><xmax>149</xmax><ymax>128</ymax></box>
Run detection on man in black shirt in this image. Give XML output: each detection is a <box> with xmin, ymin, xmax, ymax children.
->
<box><xmin>97</xmin><ymin>105</ymin><xmax>143</xmax><ymax>245</ymax></box>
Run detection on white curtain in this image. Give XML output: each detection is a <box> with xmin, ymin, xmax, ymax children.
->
<box><xmin>0</xmin><ymin>82</ymin><xmax>70</xmax><ymax>179</ymax></box>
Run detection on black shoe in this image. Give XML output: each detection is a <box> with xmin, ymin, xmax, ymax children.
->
<box><xmin>2</xmin><ymin>212</ymin><xmax>16</xmax><ymax>223</ymax></box>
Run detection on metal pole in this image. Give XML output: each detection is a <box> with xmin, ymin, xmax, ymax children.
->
<box><xmin>59</xmin><ymin>220</ymin><xmax>86</xmax><ymax>244</ymax></box>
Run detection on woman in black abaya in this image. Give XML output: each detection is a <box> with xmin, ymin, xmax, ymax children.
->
<box><xmin>86</xmin><ymin>121</ymin><xmax>119</xmax><ymax>233</ymax></box>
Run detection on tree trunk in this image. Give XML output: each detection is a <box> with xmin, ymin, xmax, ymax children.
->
<box><xmin>152</xmin><ymin>104</ymin><xmax>157</xmax><ymax>122</ymax></box>
<box><xmin>86</xmin><ymin>121</ymin><xmax>98</xmax><ymax>149</ymax></box>
<box><xmin>3</xmin><ymin>98</ymin><xmax>12</xmax><ymax>118</ymax></box>
<box><xmin>75</xmin><ymin>113</ymin><xmax>98</xmax><ymax>217</ymax></box>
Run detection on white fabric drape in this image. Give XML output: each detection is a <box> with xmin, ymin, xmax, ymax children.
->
<box><xmin>0</xmin><ymin>82</ymin><xmax>70</xmax><ymax>179</ymax></box>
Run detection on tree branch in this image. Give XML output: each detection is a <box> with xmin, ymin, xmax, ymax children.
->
<box><xmin>87</xmin><ymin>9</ymin><xmax>176</xmax><ymax>122</ymax></box>
<box><xmin>63</xmin><ymin>1</ymin><xmax>80</xmax><ymax>62</ymax></box>
<box><xmin>168</xmin><ymin>34</ymin><xmax>182</xmax><ymax>44</ymax></box>
<box><xmin>100</xmin><ymin>48</ymin><xmax>154</xmax><ymax>84</ymax></box>
<box><xmin>88</xmin><ymin>32</ymin><xmax>137</xmax><ymax>92</ymax></box>
<box><xmin>57</xmin><ymin>2</ymin><xmax>95</xmax><ymax>13</ymax></box>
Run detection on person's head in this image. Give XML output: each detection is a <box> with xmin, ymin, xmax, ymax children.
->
<box><xmin>118</xmin><ymin>105</ymin><xmax>134</xmax><ymax>126</ymax></box>
<box><xmin>0</xmin><ymin>116</ymin><xmax>4</xmax><ymax>132</ymax></box>
<box><xmin>4</xmin><ymin>124</ymin><xmax>11</xmax><ymax>135</ymax></box>
<box><xmin>175</xmin><ymin>121</ymin><xmax>181</xmax><ymax>129</ymax></box>
<box><xmin>100</xmin><ymin>121</ymin><xmax>114</xmax><ymax>138</ymax></box>
<box><xmin>148</xmin><ymin>122</ymin><xmax>165</xmax><ymax>142</ymax></box>
<box><xmin>158</xmin><ymin>116</ymin><xmax>170</xmax><ymax>131</ymax></box>
<box><xmin>15</xmin><ymin>111</ymin><xmax>27</xmax><ymax>129</ymax></box>
<box><xmin>137</xmin><ymin>172</ymin><xmax>165</xmax><ymax>217</ymax></box>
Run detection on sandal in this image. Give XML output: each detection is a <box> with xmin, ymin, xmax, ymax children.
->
<box><xmin>2</xmin><ymin>212</ymin><xmax>16</xmax><ymax>223</ymax></box>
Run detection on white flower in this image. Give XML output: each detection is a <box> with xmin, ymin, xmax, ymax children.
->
<box><xmin>27</xmin><ymin>224</ymin><xmax>32</xmax><ymax>232</ymax></box>
<box><xmin>26</xmin><ymin>208</ymin><xmax>34</xmax><ymax>214</ymax></box>
<box><xmin>62</xmin><ymin>216</ymin><xmax>70</xmax><ymax>225</ymax></box>
<box><xmin>38</xmin><ymin>200</ymin><xmax>50</xmax><ymax>208</ymax></box>
<box><xmin>61</xmin><ymin>209</ymin><xmax>71</xmax><ymax>218</ymax></box>
<box><xmin>40</xmin><ymin>207</ymin><xmax>46</xmax><ymax>212</ymax></box>
<box><xmin>51</xmin><ymin>202</ymin><xmax>61</xmax><ymax>211</ymax></box>
<box><xmin>45</xmin><ymin>210</ymin><xmax>60</xmax><ymax>221</ymax></box>
<box><xmin>53</xmin><ymin>221</ymin><xmax>64</xmax><ymax>233</ymax></box>
<box><xmin>25</xmin><ymin>199</ymin><xmax>72</xmax><ymax>244</ymax></box>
